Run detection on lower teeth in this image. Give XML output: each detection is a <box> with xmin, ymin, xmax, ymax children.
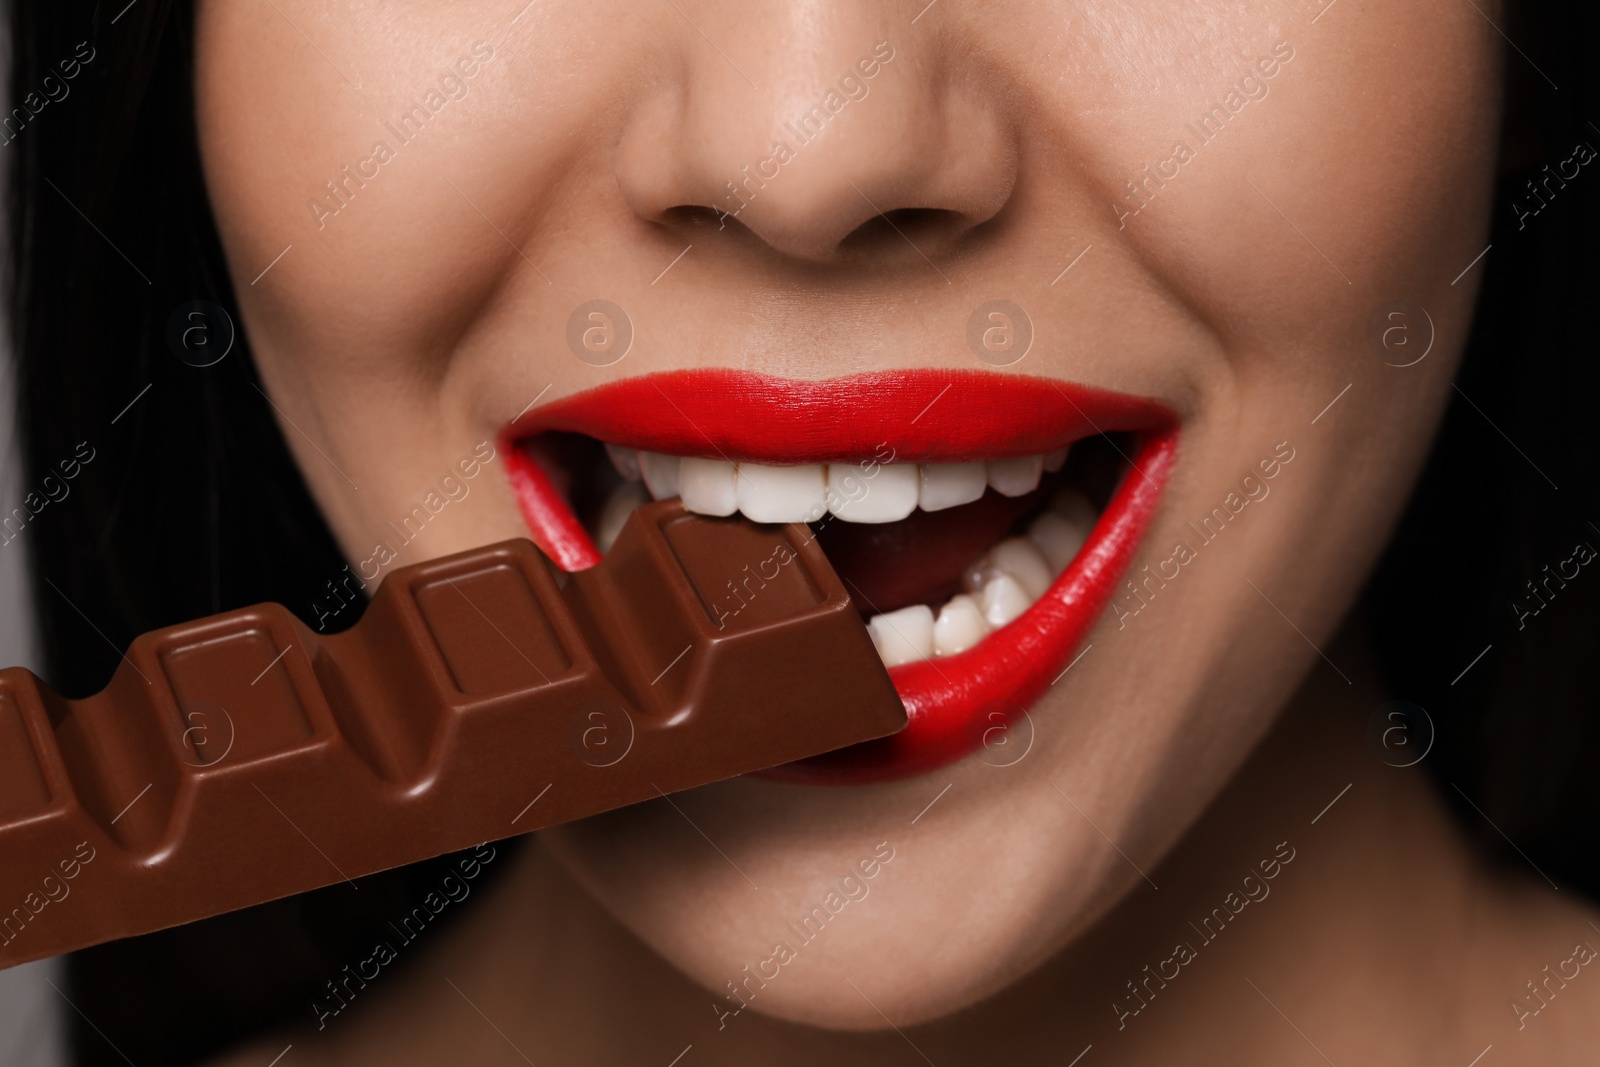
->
<box><xmin>589</xmin><ymin>461</ymin><xmax>1100</xmax><ymax>668</ymax></box>
<box><xmin>864</xmin><ymin>487</ymin><xmax>1096</xmax><ymax>667</ymax></box>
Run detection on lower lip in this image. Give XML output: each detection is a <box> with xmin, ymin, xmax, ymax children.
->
<box><xmin>763</xmin><ymin>429</ymin><xmax>1179</xmax><ymax>785</ymax></box>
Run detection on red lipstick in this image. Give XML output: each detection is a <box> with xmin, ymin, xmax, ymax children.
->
<box><xmin>503</xmin><ymin>369</ymin><xmax>1178</xmax><ymax>782</ymax></box>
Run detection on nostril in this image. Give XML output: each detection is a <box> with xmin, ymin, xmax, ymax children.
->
<box><xmin>659</xmin><ymin>204</ymin><xmax>734</xmax><ymax>234</ymax></box>
<box><xmin>652</xmin><ymin>203</ymin><xmax>979</xmax><ymax>263</ymax></box>
<box><xmin>838</xmin><ymin>207</ymin><xmax>968</xmax><ymax>255</ymax></box>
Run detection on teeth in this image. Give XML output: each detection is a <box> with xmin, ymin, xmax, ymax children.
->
<box><xmin>605</xmin><ymin>443</ymin><xmax>642</xmax><ymax>482</ymax></box>
<box><xmin>933</xmin><ymin>594</ymin><xmax>989</xmax><ymax>656</ymax></box>
<box><xmin>595</xmin><ymin>480</ymin><xmax>649</xmax><ymax>554</ymax></box>
<box><xmin>866</xmin><ymin>605</ymin><xmax>935</xmax><ymax>667</ymax></box>
<box><xmin>919</xmin><ymin>462</ymin><xmax>987</xmax><ymax>512</ymax></box>
<box><xmin>980</xmin><ymin>573</ymin><xmax>1032</xmax><ymax>629</ymax></box>
<box><xmin>828</xmin><ymin>461</ymin><xmax>918</xmax><ymax>523</ymax></box>
<box><xmin>638</xmin><ymin>451</ymin><xmax>680</xmax><ymax>500</ymax></box>
<box><xmin>860</xmin><ymin>485</ymin><xmax>1104</xmax><ymax>668</ymax></box>
<box><xmin>987</xmin><ymin>455</ymin><xmax>1044</xmax><ymax>497</ymax></box>
<box><xmin>1027</xmin><ymin>510</ymin><xmax>1090</xmax><ymax>572</ymax></box>
<box><xmin>984</xmin><ymin>538</ymin><xmax>1054</xmax><ymax>599</ymax></box>
<box><xmin>626</xmin><ymin>446</ymin><xmax>1070</xmax><ymax>521</ymax></box>
<box><xmin>656</xmin><ymin>451</ymin><xmax>1059</xmax><ymax>523</ymax></box>
<box><xmin>619</xmin><ymin>442</ymin><xmax>1101</xmax><ymax>669</ymax></box>
<box><xmin>678</xmin><ymin>457</ymin><xmax>738</xmax><ymax>516</ymax></box>
<box><xmin>596</xmin><ymin>440</ymin><xmax>1108</xmax><ymax>670</ymax></box>
<box><xmin>960</xmin><ymin>538</ymin><xmax>1052</xmax><ymax>600</ymax></box>
<box><xmin>737</xmin><ymin>463</ymin><xmax>827</xmax><ymax>524</ymax></box>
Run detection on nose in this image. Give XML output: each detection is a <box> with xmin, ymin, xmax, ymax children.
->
<box><xmin>614</xmin><ymin>3</ymin><xmax>1017</xmax><ymax>265</ymax></box>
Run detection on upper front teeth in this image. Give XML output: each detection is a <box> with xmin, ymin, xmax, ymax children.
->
<box><xmin>737</xmin><ymin>462</ymin><xmax>826</xmax><ymax>523</ymax></box>
<box><xmin>919</xmin><ymin>462</ymin><xmax>986</xmax><ymax>512</ymax></box>
<box><xmin>637</xmin><ymin>450</ymin><xmax>681</xmax><ymax>500</ymax></box>
<box><xmin>678</xmin><ymin>456</ymin><xmax>738</xmax><ymax>516</ymax></box>
<box><xmin>614</xmin><ymin>448</ymin><xmax>1061</xmax><ymax>523</ymax></box>
<box><xmin>985</xmin><ymin>454</ymin><xmax>1045</xmax><ymax>497</ymax></box>
<box><xmin>828</xmin><ymin>462</ymin><xmax>919</xmax><ymax>523</ymax></box>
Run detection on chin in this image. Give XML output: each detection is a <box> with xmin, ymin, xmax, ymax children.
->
<box><xmin>540</xmin><ymin>741</ymin><xmax>1158</xmax><ymax>1034</ymax></box>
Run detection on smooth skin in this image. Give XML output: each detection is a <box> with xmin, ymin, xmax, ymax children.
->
<box><xmin>194</xmin><ymin>0</ymin><xmax>1600</xmax><ymax>1062</ymax></box>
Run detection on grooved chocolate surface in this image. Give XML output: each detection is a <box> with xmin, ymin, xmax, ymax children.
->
<box><xmin>0</xmin><ymin>501</ymin><xmax>905</xmax><ymax>969</ymax></box>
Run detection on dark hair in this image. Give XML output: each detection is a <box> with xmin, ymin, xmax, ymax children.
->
<box><xmin>5</xmin><ymin>1</ymin><xmax>1597</xmax><ymax>1064</ymax></box>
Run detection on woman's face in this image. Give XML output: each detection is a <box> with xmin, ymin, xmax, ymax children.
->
<box><xmin>195</xmin><ymin>0</ymin><xmax>1501</xmax><ymax>1028</ymax></box>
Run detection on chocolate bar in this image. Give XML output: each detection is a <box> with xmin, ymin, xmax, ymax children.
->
<box><xmin>0</xmin><ymin>500</ymin><xmax>904</xmax><ymax>969</ymax></box>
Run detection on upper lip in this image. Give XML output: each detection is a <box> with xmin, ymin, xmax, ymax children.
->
<box><xmin>505</xmin><ymin>369</ymin><xmax>1176</xmax><ymax>573</ymax></box>
<box><xmin>504</xmin><ymin>368</ymin><xmax>1177</xmax><ymax>465</ymax></box>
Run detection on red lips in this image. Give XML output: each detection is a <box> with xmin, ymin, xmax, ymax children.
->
<box><xmin>503</xmin><ymin>369</ymin><xmax>1178</xmax><ymax>782</ymax></box>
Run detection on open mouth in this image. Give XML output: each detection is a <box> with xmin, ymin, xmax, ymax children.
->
<box><xmin>503</xmin><ymin>370</ymin><xmax>1178</xmax><ymax>783</ymax></box>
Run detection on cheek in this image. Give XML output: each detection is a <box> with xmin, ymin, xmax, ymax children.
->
<box><xmin>193</xmin><ymin>0</ymin><xmax>559</xmax><ymax>558</ymax></box>
<box><xmin>195</xmin><ymin>1</ymin><xmax>529</xmax><ymax>388</ymax></box>
<box><xmin>1044</xmin><ymin>1</ymin><xmax>1499</xmax><ymax>368</ymax></box>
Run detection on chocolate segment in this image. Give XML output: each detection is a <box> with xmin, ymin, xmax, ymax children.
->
<box><xmin>0</xmin><ymin>501</ymin><xmax>904</xmax><ymax>969</ymax></box>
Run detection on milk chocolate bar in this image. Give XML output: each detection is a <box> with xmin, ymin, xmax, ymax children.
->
<box><xmin>0</xmin><ymin>500</ymin><xmax>904</xmax><ymax>969</ymax></box>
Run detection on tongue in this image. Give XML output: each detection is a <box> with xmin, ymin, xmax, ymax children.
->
<box><xmin>810</xmin><ymin>489</ymin><xmax>1039</xmax><ymax>614</ymax></box>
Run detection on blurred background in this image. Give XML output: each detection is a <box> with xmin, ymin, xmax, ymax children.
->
<box><xmin>0</xmin><ymin>18</ymin><xmax>65</xmax><ymax>1052</ymax></box>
